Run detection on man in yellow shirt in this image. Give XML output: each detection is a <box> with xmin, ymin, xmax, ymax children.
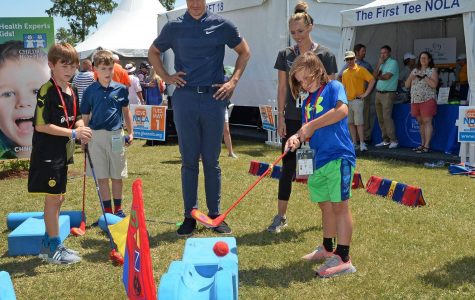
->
<box><xmin>456</xmin><ymin>54</ymin><xmax>468</xmax><ymax>100</ymax></box>
<box><xmin>342</xmin><ymin>51</ymin><xmax>375</xmax><ymax>151</ymax></box>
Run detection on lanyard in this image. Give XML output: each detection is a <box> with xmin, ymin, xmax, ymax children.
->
<box><xmin>304</xmin><ymin>84</ymin><xmax>325</xmax><ymax>124</ymax></box>
<box><xmin>51</xmin><ymin>77</ymin><xmax>77</xmax><ymax>129</ymax></box>
<box><xmin>294</xmin><ymin>42</ymin><xmax>317</xmax><ymax>56</ymax></box>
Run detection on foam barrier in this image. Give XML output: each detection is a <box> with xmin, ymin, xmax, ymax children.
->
<box><xmin>7</xmin><ymin>211</ymin><xmax>83</xmax><ymax>231</ymax></box>
<box><xmin>7</xmin><ymin>216</ymin><xmax>70</xmax><ymax>256</ymax></box>
<box><xmin>98</xmin><ymin>213</ymin><xmax>123</xmax><ymax>233</ymax></box>
<box><xmin>366</xmin><ymin>175</ymin><xmax>426</xmax><ymax>207</ymax></box>
<box><xmin>0</xmin><ymin>271</ymin><xmax>16</xmax><ymax>300</ymax></box>
<box><xmin>158</xmin><ymin>237</ymin><xmax>238</xmax><ymax>300</ymax></box>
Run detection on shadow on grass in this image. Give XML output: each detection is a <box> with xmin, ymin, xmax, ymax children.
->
<box><xmin>80</xmin><ymin>237</ymin><xmax>118</xmax><ymax>263</ymax></box>
<box><xmin>419</xmin><ymin>256</ymin><xmax>475</xmax><ymax>289</ymax></box>
<box><xmin>0</xmin><ymin>257</ymin><xmax>46</xmax><ymax>278</ymax></box>
<box><xmin>236</xmin><ymin>225</ymin><xmax>321</xmax><ymax>246</ymax></box>
<box><xmin>128</xmin><ymin>171</ymin><xmax>152</xmax><ymax>176</ymax></box>
<box><xmin>240</xmin><ymin>260</ymin><xmax>315</xmax><ymax>287</ymax></box>
<box><xmin>160</xmin><ymin>160</ymin><xmax>182</xmax><ymax>165</ymax></box>
<box><xmin>149</xmin><ymin>229</ymin><xmax>183</xmax><ymax>247</ymax></box>
<box><xmin>238</xmin><ymin>149</ymin><xmax>276</xmax><ymax>158</ymax></box>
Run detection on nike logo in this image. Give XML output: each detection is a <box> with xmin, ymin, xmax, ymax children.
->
<box><xmin>205</xmin><ymin>30</ymin><xmax>214</xmax><ymax>35</ymax></box>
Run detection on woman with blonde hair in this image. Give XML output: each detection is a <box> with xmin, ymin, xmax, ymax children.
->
<box><xmin>145</xmin><ymin>67</ymin><xmax>166</xmax><ymax>106</ymax></box>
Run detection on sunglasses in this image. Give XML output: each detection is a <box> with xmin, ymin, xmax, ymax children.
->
<box><xmin>345</xmin><ymin>57</ymin><xmax>355</xmax><ymax>61</ymax></box>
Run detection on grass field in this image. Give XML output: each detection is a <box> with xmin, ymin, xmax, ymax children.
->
<box><xmin>1</xmin><ymin>139</ymin><xmax>474</xmax><ymax>299</ymax></box>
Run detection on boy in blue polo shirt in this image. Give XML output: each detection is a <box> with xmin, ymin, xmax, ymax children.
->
<box><xmin>80</xmin><ymin>50</ymin><xmax>133</xmax><ymax>218</ymax></box>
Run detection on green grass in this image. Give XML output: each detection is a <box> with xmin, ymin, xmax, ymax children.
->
<box><xmin>1</xmin><ymin>139</ymin><xmax>474</xmax><ymax>299</ymax></box>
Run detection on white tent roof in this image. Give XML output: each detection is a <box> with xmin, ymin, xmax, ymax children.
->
<box><xmin>75</xmin><ymin>0</ymin><xmax>166</xmax><ymax>58</ymax></box>
<box><xmin>341</xmin><ymin>0</ymin><xmax>475</xmax><ymax>27</ymax></box>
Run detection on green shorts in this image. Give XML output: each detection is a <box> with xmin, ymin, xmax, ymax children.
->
<box><xmin>308</xmin><ymin>159</ymin><xmax>354</xmax><ymax>203</ymax></box>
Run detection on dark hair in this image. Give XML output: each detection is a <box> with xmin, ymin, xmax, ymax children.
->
<box><xmin>0</xmin><ymin>40</ymin><xmax>47</xmax><ymax>66</ymax></box>
<box><xmin>289</xmin><ymin>51</ymin><xmax>329</xmax><ymax>99</ymax></box>
<box><xmin>289</xmin><ymin>1</ymin><xmax>314</xmax><ymax>27</ymax></box>
<box><xmin>48</xmin><ymin>42</ymin><xmax>79</xmax><ymax>65</ymax></box>
<box><xmin>353</xmin><ymin>44</ymin><xmax>366</xmax><ymax>53</ymax></box>
<box><xmin>416</xmin><ymin>51</ymin><xmax>434</xmax><ymax>69</ymax></box>
<box><xmin>381</xmin><ymin>45</ymin><xmax>392</xmax><ymax>52</ymax></box>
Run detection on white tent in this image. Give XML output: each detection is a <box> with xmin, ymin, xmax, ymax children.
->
<box><xmin>339</xmin><ymin>0</ymin><xmax>475</xmax><ymax>104</ymax></box>
<box><xmin>158</xmin><ymin>0</ymin><xmax>370</xmax><ymax>107</ymax></box>
<box><xmin>75</xmin><ymin>0</ymin><xmax>166</xmax><ymax>59</ymax></box>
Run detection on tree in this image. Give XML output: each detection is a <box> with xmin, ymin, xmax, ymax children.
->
<box><xmin>55</xmin><ymin>27</ymin><xmax>80</xmax><ymax>45</ymax></box>
<box><xmin>46</xmin><ymin>0</ymin><xmax>118</xmax><ymax>42</ymax></box>
<box><xmin>159</xmin><ymin>0</ymin><xmax>176</xmax><ymax>11</ymax></box>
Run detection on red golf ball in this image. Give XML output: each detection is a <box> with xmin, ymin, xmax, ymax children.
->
<box><xmin>213</xmin><ymin>241</ymin><xmax>229</xmax><ymax>257</ymax></box>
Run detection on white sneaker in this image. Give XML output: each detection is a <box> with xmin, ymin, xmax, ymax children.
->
<box><xmin>360</xmin><ymin>143</ymin><xmax>368</xmax><ymax>151</ymax></box>
<box><xmin>388</xmin><ymin>142</ymin><xmax>398</xmax><ymax>149</ymax></box>
<box><xmin>375</xmin><ymin>141</ymin><xmax>390</xmax><ymax>147</ymax></box>
<box><xmin>353</xmin><ymin>143</ymin><xmax>359</xmax><ymax>150</ymax></box>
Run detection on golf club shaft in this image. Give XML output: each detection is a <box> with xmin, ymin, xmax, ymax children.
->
<box><xmin>221</xmin><ymin>150</ymin><xmax>289</xmax><ymax>218</ymax></box>
<box><xmin>85</xmin><ymin>146</ymin><xmax>116</xmax><ymax>251</ymax></box>
<box><xmin>81</xmin><ymin>151</ymin><xmax>86</xmax><ymax>223</ymax></box>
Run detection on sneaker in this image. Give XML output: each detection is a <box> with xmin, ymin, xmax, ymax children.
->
<box><xmin>39</xmin><ymin>244</ymin><xmax>79</xmax><ymax>260</ymax></box>
<box><xmin>114</xmin><ymin>210</ymin><xmax>126</xmax><ymax>218</ymax></box>
<box><xmin>46</xmin><ymin>246</ymin><xmax>81</xmax><ymax>265</ymax></box>
<box><xmin>353</xmin><ymin>143</ymin><xmax>359</xmax><ymax>150</ymax></box>
<box><xmin>267</xmin><ymin>215</ymin><xmax>288</xmax><ymax>233</ymax></box>
<box><xmin>375</xmin><ymin>141</ymin><xmax>390</xmax><ymax>147</ymax></box>
<box><xmin>208</xmin><ymin>215</ymin><xmax>232</xmax><ymax>234</ymax></box>
<box><xmin>176</xmin><ymin>217</ymin><xmax>196</xmax><ymax>237</ymax></box>
<box><xmin>316</xmin><ymin>255</ymin><xmax>356</xmax><ymax>278</ymax></box>
<box><xmin>359</xmin><ymin>143</ymin><xmax>368</xmax><ymax>152</ymax></box>
<box><xmin>228</xmin><ymin>152</ymin><xmax>238</xmax><ymax>158</ymax></box>
<box><xmin>388</xmin><ymin>142</ymin><xmax>398</xmax><ymax>149</ymax></box>
<box><xmin>301</xmin><ymin>245</ymin><xmax>334</xmax><ymax>262</ymax></box>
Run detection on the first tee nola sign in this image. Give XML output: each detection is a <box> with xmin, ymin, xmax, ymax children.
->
<box><xmin>130</xmin><ymin>105</ymin><xmax>166</xmax><ymax>141</ymax></box>
<box><xmin>458</xmin><ymin>106</ymin><xmax>475</xmax><ymax>142</ymax></box>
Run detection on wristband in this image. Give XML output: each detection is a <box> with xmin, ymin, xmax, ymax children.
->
<box><xmin>71</xmin><ymin>129</ymin><xmax>76</xmax><ymax>139</ymax></box>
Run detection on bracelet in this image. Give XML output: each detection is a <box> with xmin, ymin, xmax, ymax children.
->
<box><xmin>71</xmin><ymin>129</ymin><xmax>76</xmax><ymax>139</ymax></box>
<box><xmin>278</xmin><ymin>111</ymin><xmax>285</xmax><ymax>115</ymax></box>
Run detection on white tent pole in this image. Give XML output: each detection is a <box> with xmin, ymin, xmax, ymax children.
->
<box><xmin>338</xmin><ymin>26</ymin><xmax>355</xmax><ymax>71</ymax></box>
<box><xmin>463</xmin><ymin>11</ymin><xmax>475</xmax><ymax>106</ymax></box>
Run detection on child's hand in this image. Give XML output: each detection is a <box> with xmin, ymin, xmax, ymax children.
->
<box><xmin>298</xmin><ymin>123</ymin><xmax>313</xmax><ymax>142</ymax></box>
<box><xmin>77</xmin><ymin>126</ymin><xmax>92</xmax><ymax>143</ymax></box>
<box><xmin>285</xmin><ymin>134</ymin><xmax>301</xmax><ymax>152</ymax></box>
<box><xmin>125</xmin><ymin>134</ymin><xmax>133</xmax><ymax>146</ymax></box>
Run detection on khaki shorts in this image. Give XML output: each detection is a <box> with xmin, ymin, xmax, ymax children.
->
<box><xmin>348</xmin><ymin>98</ymin><xmax>364</xmax><ymax>125</ymax></box>
<box><xmin>86</xmin><ymin>129</ymin><xmax>127</xmax><ymax>179</ymax></box>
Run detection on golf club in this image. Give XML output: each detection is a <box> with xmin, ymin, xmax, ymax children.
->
<box><xmin>191</xmin><ymin>149</ymin><xmax>289</xmax><ymax>228</ymax></box>
<box><xmin>71</xmin><ymin>151</ymin><xmax>87</xmax><ymax>236</ymax></box>
<box><xmin>85</xmin><ymin>145</ymin><xmax>124</xmax><ymax>265</ymax></box>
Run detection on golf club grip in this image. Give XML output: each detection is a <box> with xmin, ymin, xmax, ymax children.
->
<box><xmin>222</xmin><ymin>150</ymin><xmax>289</xmax><ymax>215</ymax></box>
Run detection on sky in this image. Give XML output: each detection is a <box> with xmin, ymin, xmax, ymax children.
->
<box><xmin>1</xmin><ymin>0</ymin><xmax>186</xmax><ymax>36</ymax></box>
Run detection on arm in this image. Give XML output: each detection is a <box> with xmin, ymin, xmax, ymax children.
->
<box><xmin>35</xmin><ymin>122</ymin><xmax>91</xmax><ymax>143</ymax></box>
<box><xmin>277</xmin><ymin>70</ymin><xmax>287</xmax><ymax>138</ymax></box>
<box><xmin>122</xmin><ymin>106</ymin><xmax>134</xmax><ymax>144</ymax></box>
<box><xmin>423</xmin><ymin>68</ymin><xmax>439</xmax><ymax>89</ymax></box>
<box><xmin>148</xmin><ymin>45</ymin><xmax>187</xmax><ymax>87</ymax></box>
<box><xmin>360</xmin><ymin>78</ymin><xmax>375</xmax><ymax>98</ymax></box>
<box><xmin>213</xmin><ymin>39</ymin><xmax>251</xmax><ymax>100</ymax></box>
<box><xmin>299</xmin><ymin>101</ymin><xmax>348</xmax><ymax>141</ymax></box>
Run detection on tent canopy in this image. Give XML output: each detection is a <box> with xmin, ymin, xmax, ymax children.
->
<box><xmin>75</xmin><ymin>0</ymin><xmax>165</xmax><ymax>59</ymax></box>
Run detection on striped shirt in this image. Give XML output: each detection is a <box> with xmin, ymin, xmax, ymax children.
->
<box><xmin>72</xmin><ymin>71</ymin><xmax>95</xmax><ymax>104</ymax></box>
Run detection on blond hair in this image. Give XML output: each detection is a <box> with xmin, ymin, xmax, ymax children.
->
<box><xmin>289</xmin><ymin>51</ymin><xmax>329</xmax><ymax>99</ymax></box>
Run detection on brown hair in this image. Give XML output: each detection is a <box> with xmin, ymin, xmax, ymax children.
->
<box><xmin>92</xmin><ymin>50</ymin><xmax>114</xmax><ymax>67</ymax></box>
<box><xmin>289</xmin><ymin>1</ymin><xmax>314</xmax><ymax>27</ymax></box>
<box><xmin>0</xmin><ymin>40</ymin><xmax>47</xmax><ymax>66</ymax></box>
<box><xmin>48</xmin><ymin>42</ymin><xmax>79</xmax><ymax>66</ymax></box>
<box><xmin>289</xmin><ymin>51</ymin><xmax>329</xmax><ymax>99</ymax></box>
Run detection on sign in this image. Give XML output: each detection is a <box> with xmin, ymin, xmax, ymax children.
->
<box><xmin>130</xmin><ymin>104</ymin><xmax>167</xmax><ymax>141</ymax></box>
<box><xmin>414</xmin><ymin>37</ymin><xmax>456</xmax><ymax>65</ymax></box>
<box><xmin>437</xmin><ymin>87</ymin><xmax>450</xmax><ymax>104</ymax></box>
<box><xmin>259</xmin><ymin>105</ymin><xmax>275</xmax><ymax>131</ymax></box>
<box><xmin>458</xmin><ymin>106</ymin><xmax>475</xmax><ymax>142</ymax></box>
<box><xmin>0</xmin><ymin>17</ymin><xmax>54</xmax><ymax>160</ymax></box>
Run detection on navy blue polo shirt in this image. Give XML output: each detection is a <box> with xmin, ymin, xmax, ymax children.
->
<box><xmin>153</xmin><ymin>10</ymin><xmax>242</xmax><ymax>86</ymax></box>
<box><xmin>80</xmin><ymin>81</ymin><xmax>129</xmax><ymax>131</ymax></box>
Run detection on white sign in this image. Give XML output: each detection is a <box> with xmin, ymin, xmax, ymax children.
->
<box><xmin>130</xmin><ymin>105</ymin><xmax>167</xmax><ymax>141</ymax></box>
<box><xmin>457</xmin><ymin>106</ymin><xmax>475</xmax><ymax>142</ymax></box>
<box><xmin>437</xmin><ymin>87</ymin><xmax>450</xmax><ymax>104</ymax></box>
<box><xmin>414</xmin><ymin>37</ymin><xmax>456</xmax><ymax>65</ymax></box>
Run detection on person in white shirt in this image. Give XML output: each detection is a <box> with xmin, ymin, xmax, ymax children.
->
<box><xmin>125</xmin><ymin>62</ymin><xmax>144</xmax><ymax>105</ymax></box>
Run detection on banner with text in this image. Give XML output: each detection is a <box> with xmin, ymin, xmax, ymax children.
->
<box><xmin>130</xmin><ymin>105</ymin><xmax>167</xmax><ymax>141</ymax></box>
<box><xmin>0</xmin><ymin>17</ymin><xmax>54</xmax><ymax>160</ymax></box>
<box><xmin>458</xmin><ymin>106</ymin><xmax>475</xmax><ymax>142</ymax></box>
<box><xmin>259</xmin><ymin>105</ymin><xmax>276</xmax><ymax>131</ymax></box>
<box><xmin>414</xmin><ymin>37</ymin><xmax>456</xmax><ymax>65</ymax></box>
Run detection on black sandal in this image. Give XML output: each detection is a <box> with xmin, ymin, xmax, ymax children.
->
<box><xmin>416</xmin><ymin>147</ymin><xmax>431</xmax><ymax>153</ymax></box>
<box><xmin>412</xmin><ymin>145</ymin><xmax>424</xmax><ymax>151</ymax></box>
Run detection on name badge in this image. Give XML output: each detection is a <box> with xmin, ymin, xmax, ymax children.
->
<box><xmin>66</xmin><ymin>138</ymin><xmax>75</xmax><ymax>164</ymax></box>
<box><xmin>111</xmin><ymin>134</ymin><xmax>124</xmax><ymax>153</ymax></box>
<box><xmin>296</xmin><ymin>91</ymin><xmax>308</xmax><ymax>108</ymax></box>
<box><xmin>296</xmin><ymin>144</ymin><xmax>314</xmax><ymax>179</ymax></box>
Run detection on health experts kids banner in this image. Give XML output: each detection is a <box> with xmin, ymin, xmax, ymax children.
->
<box><xmin>0</xmin><ymin>17</ymin><xmax>54</xmax><ymax>160</ymax></box>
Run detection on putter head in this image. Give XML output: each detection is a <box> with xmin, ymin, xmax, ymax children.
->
<box><xmin>191</xmin><ymin>209</ymin><xmax>217</xmax><ymax>228</ymax></box>
<box><xmin>110</xmin><ymin>249</ymin><xmax>124</xmax><ymax>266</ymax></box>
<box><xmin>70</xmin><ymin>227</ymin><xmax>85</xmax><ymax>236</ymax></box>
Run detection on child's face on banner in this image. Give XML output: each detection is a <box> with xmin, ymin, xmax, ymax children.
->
<box><xmin>0</xmin><ymin>59</ymin><xmax>49</xmax><ymax>147</ymax></box>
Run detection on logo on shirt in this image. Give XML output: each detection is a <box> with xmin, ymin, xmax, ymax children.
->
<box><xmin>203</xmin><ymin>23</ymin><xmax>224</xmax><ymax>35</ymax></box>
<box><xmin>305</xmin><ymin>96</ymin><xmax>324</xmax><ymax>120</ymax></box>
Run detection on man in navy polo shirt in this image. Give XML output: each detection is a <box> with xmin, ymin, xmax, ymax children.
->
<box><xmin>148</xmin><ymin>0</ymin><xmax>250</xmax><ymax>236</ymax></box>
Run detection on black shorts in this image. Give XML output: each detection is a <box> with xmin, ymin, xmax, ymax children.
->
<box><xmin>28</xmin><ymin>162</ymin><xmax>68</xmax><ymax>195</ymax></box>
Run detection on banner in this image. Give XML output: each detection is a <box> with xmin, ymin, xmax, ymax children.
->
<box><xmin>414</xmin><ymin>37</ymin><xmax>456</xmax><ymax>65</ymax></box>
<box><xmin>123</xmin><ymin>179</ymin><xmax>157</xmax><ymax>300</ymax></box>
<box><xmin>0</xmin><ymin>17</ymin><xmax>54</xmax><ymax>160</ymax></box>
<box><xmin>130</xmin><ymin>104</ymin><xmax>166</xmax><ymax>141</ymax></box>
<box><xmin>458</xmin><ymin>106</ymin><xmax>475</xmax><ymax>142</ymax></box>
<box><xmin>259</xmin><ymin>105</ymin><xmax>275</xmax><ymax>131</ymax></box>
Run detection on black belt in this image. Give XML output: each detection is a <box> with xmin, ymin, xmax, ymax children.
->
<box><xmin>183</xmin><ymin>85</ymin><xmax>215</xmax><ymax>94</ymax></box>
<box><xmin>377</xmin><ymin>90</ymin><xmax>396</xmax><ymax>94</ymax></box>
